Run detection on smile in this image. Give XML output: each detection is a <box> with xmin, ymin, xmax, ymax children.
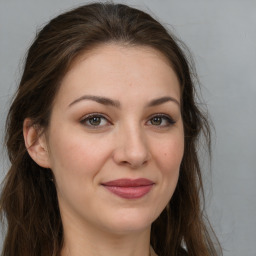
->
<box><xmin>101</xmin><ymin>178</ymin><xmax>154</xmax><ymax>199</ymax></box>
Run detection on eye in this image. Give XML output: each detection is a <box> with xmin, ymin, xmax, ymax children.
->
<box><xmin>147</xmin><ymin>114</ymin><xmax>175</xmax><ymax>127</ymax></box>
<box><xmin>80</xmin><ymin>114</ymin><xmax>110</xmax><ymax>128</ymax></box>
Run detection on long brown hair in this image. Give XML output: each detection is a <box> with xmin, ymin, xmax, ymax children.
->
<box><xmin>0</xmin><ymin>2</ymin><xmax>221</xmax><ymax>256</ymax></box>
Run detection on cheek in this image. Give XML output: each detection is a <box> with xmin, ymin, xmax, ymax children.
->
<box><xmin>152</xmin><ymin>132</ymin><xmax>184</xmax><ymax>197</ymax></box>
<box><xmin>154</xmin><ymin>134</ymin><xmax>184</xmax><ymax>173</ymax></box>
<box><xmin>148</xmin><ymin>133</ymin><xmax>184</xmax><ymax>215</ymax></box>
<box><xmin>47</xmin><ymin>129</ymin><xmax>113</xmax><ymax>181</ymax></box>
<box><xmin>47</xmin><ymin>130</ymin><xmax>115</xmax><ymax>213</ymax></box>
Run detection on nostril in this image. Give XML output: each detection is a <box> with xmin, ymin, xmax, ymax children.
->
<box><xmin>117</xmin><ymin>157</ymin><xmax>149</xmax><ymax>169</ymax></box>
<box><xmin>120</xmin><ymin>160</ymin><xmax>129</xmax><ymax>166</ymax></box>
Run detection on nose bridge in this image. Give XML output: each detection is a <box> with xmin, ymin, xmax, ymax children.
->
<box><xmin>125</xmin><ymin>123</ymin><xmax>147</xmax><ymax>153</ymax></box>
<box><xmin>113</xmin><ymin>120</ymin><xmax>150</xmax><ymax>168</ymax></box>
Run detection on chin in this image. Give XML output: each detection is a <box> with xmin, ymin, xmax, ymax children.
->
<box><xmin>100</xmin><ymin>208</ymin><xmax>158</xmax><ymax>235</ymax></box>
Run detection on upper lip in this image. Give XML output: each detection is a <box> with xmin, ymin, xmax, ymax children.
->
<box><xmin>101</xmin><ymin>178</ymin><xmax>154</xmax><ymax>187</ymax></box>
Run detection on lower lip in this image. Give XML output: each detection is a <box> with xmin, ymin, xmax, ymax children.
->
<box><xmin>103</xmin><ymin>185</ymin><xmax>153</xmax><ymax>199</ymax></box>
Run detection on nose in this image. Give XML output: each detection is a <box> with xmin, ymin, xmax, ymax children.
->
<box><xmin>112</xmin><ymin>125</ymin><xmax>151</xmax><ymax>169</ymax></box>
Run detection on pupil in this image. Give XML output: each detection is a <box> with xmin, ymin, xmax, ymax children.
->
<box><xmin>89</xmin><ymin>117</ymin><xmax>101</xmax><ymax>125</ymax></box>
<box><xmin>152</xmin><ymin>117</ymin><xmax>162</xmax><ymax>125</ymax></box>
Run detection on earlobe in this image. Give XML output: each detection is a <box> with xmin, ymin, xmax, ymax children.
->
<box><xmin>23</xmin><ymin>118</ymin><xmax>51</xmax><ymax>168</ymax></box>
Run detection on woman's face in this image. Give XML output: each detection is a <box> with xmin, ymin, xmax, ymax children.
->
<box><xmin>44</xmin><ymin>44</ymin><xmax>184</xmax><ymax>235</ymax></box>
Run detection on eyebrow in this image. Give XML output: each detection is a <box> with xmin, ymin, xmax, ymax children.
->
<box><xmin>68</xmin><ymin>95</ymin><xmax>121</xmax><ymax>108</ymax></box>
<box><xmin>68</xmin><ymin>95</ymin><xmax>180</xmax><ymax>108</ymax></box>
<box><xmin>146</xmin><ymin>96</ymin><xmax>180</xmax><ymax>107</ymax></box>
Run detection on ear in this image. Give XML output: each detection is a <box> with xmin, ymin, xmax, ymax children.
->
<box><xmin>23</xmin><ymin>118</ymin><xmax>51</xmax><ymax>168</ymax></box>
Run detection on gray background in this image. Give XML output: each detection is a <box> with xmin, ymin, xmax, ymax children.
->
<box><xmin>0</xmin><ymin>0</ymin><xmax>255</xmax><ymax>255</ymax></box>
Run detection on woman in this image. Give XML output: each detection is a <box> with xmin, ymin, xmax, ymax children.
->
<box><xmin>0</xmin><ymin>2</ymin><xmax>222</xmax><ymax>256</ymax></box>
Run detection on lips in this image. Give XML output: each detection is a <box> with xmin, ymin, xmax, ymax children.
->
<box><xmin>101</xmin><ymin>178</ymin><xmax>154</xmax><ymax>199</ymax></box>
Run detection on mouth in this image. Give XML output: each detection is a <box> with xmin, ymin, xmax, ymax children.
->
<box><xmin>101</xmin><ymin>178</ymin><xmax>154</xmax><ymax>199</ymax></box>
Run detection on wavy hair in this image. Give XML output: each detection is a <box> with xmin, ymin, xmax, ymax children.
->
<box><xmin>0</xmin><ymin>2</ymin><xmax>221</xmax><ymax>256</ymax></box>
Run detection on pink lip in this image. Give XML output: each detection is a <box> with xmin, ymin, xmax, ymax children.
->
<box><xmin>101</xmin><ymin>178</ymin><xmax>154</xmax><ymax>199</ymax></box>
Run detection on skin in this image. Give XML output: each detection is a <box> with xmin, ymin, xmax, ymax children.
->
<box><xmin>24</xmin><ymin>44</ymin><xmax>184</xmax><ymax>256</ymax></box>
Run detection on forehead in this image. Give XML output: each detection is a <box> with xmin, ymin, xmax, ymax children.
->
<box><xmin>54</xmin><ymin>43</ymin><xmax>181</xmax><ymax>107</ymax></box>
<box><xmin>72</xmin><ymin>43</ymin><xmax>172</xmax><ymax>70</ymax></box>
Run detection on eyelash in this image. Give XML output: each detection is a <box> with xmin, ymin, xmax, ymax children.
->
<box><xmin>146</xmin><ymin>114</ymin><xmax>176</xmax><ymax>127</ymax></box>
<box><xmin>80</xmin><ymin>113</ymin><xmax>111</xmax><ymax>129</ymax></box>
<box><xmin>80</xmin><ymin>113</ymin><xmax>176</xmax><ymax>129</ymax></box>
